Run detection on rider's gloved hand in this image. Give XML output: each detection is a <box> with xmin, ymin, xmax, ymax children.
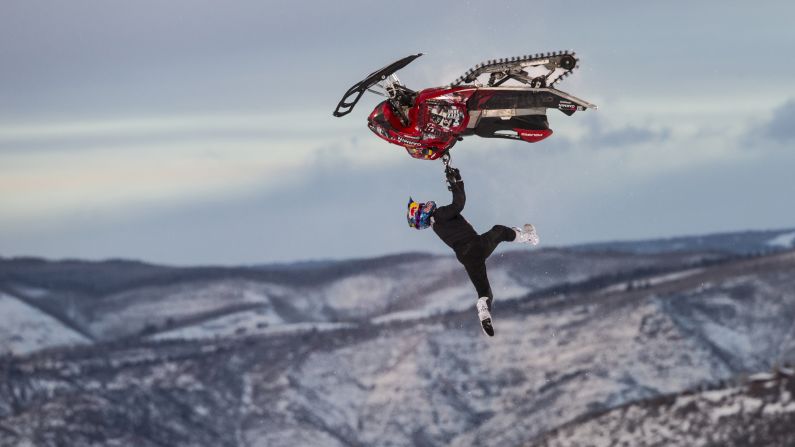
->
<box><xmin>446</xmin><ymin>167</ymin><xmax>461</xmax><ymax>183</ymax></box>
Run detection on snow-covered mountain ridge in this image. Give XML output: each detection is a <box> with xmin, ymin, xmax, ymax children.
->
<box><xmin>2</xmin><ymin>227</ymin><xmax>792</xmax><ymax>353</ymax></box>
<box><xmin>535</xmin><ymin>367</ymin><xmax>795</xmax><ymax>447</ymax></box>
<box><xmin>0</xmin><ymin>228</ymin><xmax>794</xmax><ymax>446</ymax></box>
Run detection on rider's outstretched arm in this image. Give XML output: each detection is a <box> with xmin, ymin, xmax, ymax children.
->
<box><xmin>447</xmin><ymin>168</ymin><xmax>465</xmax><ymax>213</ymax></box>
<box><xmin>449</xmin><ymin>180</ymin><xmax>465</xmax><ymax>214</ymax></box>
<box><xmin>434</xmin><ymin>168</ymin><xmax>465</xmax><ymax>221</ymax></box>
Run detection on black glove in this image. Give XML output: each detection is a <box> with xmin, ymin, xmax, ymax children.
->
<box><xmin>446</xmin><ymin>167</ymin><xmax>461</xmax><ymax>183</ymax></box>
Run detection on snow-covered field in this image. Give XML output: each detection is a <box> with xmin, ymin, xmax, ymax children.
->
<box><xmin>88</xmin><ymin>279</ymin><xmax>291</xmax><ymax>339</ymax></box>
<box><xmin>0</xmin><ymin>292</ymin><xmax>88</xmax><ymax>355</ymax></box>
<box><xmin>152</xmin><ymin>313</ymin><xmax>353</xmax><ymax>340</ymax></box>
<box><xmin>767</xmin><ymin>231</ymin><xmax>795</xmax><ymax>249</ymax></box>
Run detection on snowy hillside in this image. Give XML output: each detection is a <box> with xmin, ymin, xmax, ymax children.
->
<box><xmin>1</xmin><ymin>245</ymin><xmax>794</xmax><ymax>446</ymax></box>
<box><xmin>0</xmin><ymin>247</ymin><xmax>727</xmax><ymax>347</ymax></box>
<box><xmin>535</xmin><ymin>368</ymin><xmax>795</xmax><ymax>447</ymax></box>
<box><xmin>2</xmin><ymin>228</ymin><xmax>790</xmax><ymax>352</ymax></box>
<box><xmin>0</xmin><ymin>292</ymin><xmax>89</xmax><ymax>355</ymax></box>
<box><xmin>767</xmin><ymin>230</ymin><xmax>795</xmax><ymax>249</ymax></box>
<box><xmin>575</xmin><ymin>227</ymin><xmax>795</xmax><ymax>255</ymax></box>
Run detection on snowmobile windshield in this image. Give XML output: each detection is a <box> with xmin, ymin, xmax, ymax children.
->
<box><xmin>333</xmin><ymin>53</ymin><xmax>423</xmax><ymax>117</ymax></box>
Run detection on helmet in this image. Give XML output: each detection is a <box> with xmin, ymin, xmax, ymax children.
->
<box><xmin>407</xmin><ymin>197</ymin><xmax>436</xmax><ymax>230</ymax></box>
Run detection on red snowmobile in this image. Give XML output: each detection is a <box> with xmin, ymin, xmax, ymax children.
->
<box><xmin>333</xmin><ymin>52</ymin><xmax>596</xmax><ymax>160</ymax></box>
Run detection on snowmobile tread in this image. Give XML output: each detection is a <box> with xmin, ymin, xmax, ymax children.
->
<box><xmin>450</xmin><ymin>50</ymin><xmax>579</xmax><ymax>88</ymax></box>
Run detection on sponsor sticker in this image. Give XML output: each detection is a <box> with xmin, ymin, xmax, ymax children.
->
<box><xmin>558</xmin><ymin>101</ymin><xmax>577</xmax><ymax>111</ymax></box>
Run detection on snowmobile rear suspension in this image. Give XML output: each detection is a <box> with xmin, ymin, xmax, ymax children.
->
<box><xmin>450</xmin><ymin>51</ymin><xmax>578</xmax><ymax>88</ymax></box>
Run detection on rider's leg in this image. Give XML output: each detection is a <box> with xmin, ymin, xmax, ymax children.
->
<box><xmin>480</xmin><ymin>225</ymin><xmax>517</xmax><ymax>259</ymax></box>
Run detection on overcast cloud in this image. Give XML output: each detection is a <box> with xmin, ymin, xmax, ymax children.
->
<box><xmin>1</xmin><ymin>0</ymin><xmax>794</xmax><ymax>265</ymax></box>
<box><xmin>764</xmin><ymin>100</ymin><xmax>795</xmax><ymax>142</ymax></box>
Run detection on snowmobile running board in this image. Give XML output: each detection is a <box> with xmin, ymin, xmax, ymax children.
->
<box><xmin>333</xmin><ymin>53</ymin><xmax>423</xmax><ymax>117</ymax></box>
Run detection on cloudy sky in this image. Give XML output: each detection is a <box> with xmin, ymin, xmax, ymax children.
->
<box><xmin>1</xmin><ymin>1</ymin><xmax>794</xmax><ymax>265</ymax></box>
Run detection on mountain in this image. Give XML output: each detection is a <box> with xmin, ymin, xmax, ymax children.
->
<box><xmin>0</xmin><ymin>249</ymin><xmax>723</xmax><ymax>347</ymax></box>
<box><xmin>0</xmin><ymin>228</ymin><xmax>794</xmax><ymax>446</ymax></box>
<box><xmin>535</xmin><ymin>368</ymin><xmax>795</xmax><ymax>447</ymax></box>
<box><xmin>1</xmin><ymin>227</ymin><xmax>792</xmax><ymax>351</ymax></box>
<box><xmin>573</xmin><ymin>228</ymin><xmax>795</xmax><ymax>255</ymax></box>
<box><xmin>0</xmin><ymin>292</ymin><xmax>88</xmax><ymax>356</ymax></box>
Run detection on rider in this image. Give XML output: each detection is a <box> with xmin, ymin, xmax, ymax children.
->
<box><xmin>407</xmin><ymin>166</ymin><xmax>539</xmax><ymax>336</ymax></box>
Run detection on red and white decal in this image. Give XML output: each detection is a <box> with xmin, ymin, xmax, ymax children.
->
<box><xmin>515</xmin><ymin>129</ymin><xmax>553</xmax><ymax>143</ymax></box>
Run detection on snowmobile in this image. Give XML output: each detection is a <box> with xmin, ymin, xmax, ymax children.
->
<box><xmin>333</xmin><ymin>52</ymin><xmax>597</xmax><ymax>161</ymax></box>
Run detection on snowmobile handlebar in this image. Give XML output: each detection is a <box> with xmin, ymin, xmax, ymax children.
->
<box><xmin>442</xmin><ymin>153</ymin><xmax>461</xmax><ymax>190</ymax></box>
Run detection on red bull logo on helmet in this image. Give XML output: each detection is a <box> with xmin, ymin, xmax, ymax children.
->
<box><xmin>407</xmin><ymin>198</ymin><xmax>436</xmax><ymax>230</ymax></box>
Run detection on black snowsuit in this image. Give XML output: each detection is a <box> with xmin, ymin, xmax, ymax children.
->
<box><xmin>432</xmin><ymin>180</ymin><xmax>516</xmax><ymax>302</ymax></box>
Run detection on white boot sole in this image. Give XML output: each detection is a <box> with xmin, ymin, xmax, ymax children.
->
<box><xmin>476</xmin><ymin>298</ymin><xmax>494</xmax><ymax>337</ymax></box>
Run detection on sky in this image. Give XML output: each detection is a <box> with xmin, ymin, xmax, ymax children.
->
<box><xmin>1</xmin><ymin>0</ymin><xmax>794</xmax><ymax>265</ymax></box>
